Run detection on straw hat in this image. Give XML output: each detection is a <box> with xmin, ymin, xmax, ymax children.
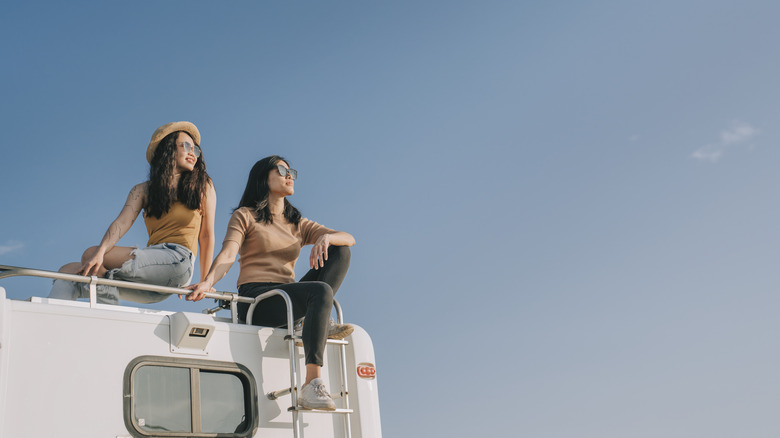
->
<box><xmin>146</xmin><ymin>121</ymin><xmax>201</xmax><ymax>163</ymax></box>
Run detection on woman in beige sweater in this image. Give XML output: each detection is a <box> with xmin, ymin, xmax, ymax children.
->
<box><xmin>187</xmin><ymin>155</ymin><xmax>355</xmax><ymax>411</ymax></box>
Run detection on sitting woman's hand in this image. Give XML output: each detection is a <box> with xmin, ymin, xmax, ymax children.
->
<box><xmin>78</xmin><ymin>252</ymin><xmax>104</xmax><ymax>276</ymax></box>
<box><xmin>310</xmin><ymin>234</ymin><xmax>331</xmax><ymax>269</ymax></box>
<box><xmin>184</xmin><ymin>281</ymin><xmax>215</xmax><ymax>301</ymax></box>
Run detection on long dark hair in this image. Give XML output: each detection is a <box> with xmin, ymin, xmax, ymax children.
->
<box><xmin>236</xmin><ymin>155</ymin><xmax>301</xmax><ymax>225</ymax></box>
<box><xmin>146</xmin><ymin>131</ymin><xmax>211</xmax><ymax>218</ymax></box>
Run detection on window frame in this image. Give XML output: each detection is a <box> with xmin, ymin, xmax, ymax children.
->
<box><xmin>123</xmin><ymin>355</ymin><xmax>258</xmax><ymax>438</ymax></box>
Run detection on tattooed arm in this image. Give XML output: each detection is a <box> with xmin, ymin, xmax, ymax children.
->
<box><xmin>197</xmin><ymin>181</ymin><xmax>217</xmax><ymax>282</ymax></box>
<box><xmin>79</xmin><ymin>183</ymin><xmax>147</xmax><ymax>276</ymax></box>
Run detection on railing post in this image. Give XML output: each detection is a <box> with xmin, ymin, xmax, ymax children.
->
<box><xmin>88</xmin><ymin>275</ymin><xmax>98</xmax><ymax>308</ymax></box>
<box><xmin>231</xmin><ymin>301</ymin><xmax>239</xmax><ymax>324</ymax></box>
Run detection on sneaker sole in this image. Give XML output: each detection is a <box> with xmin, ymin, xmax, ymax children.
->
<box><xmin>298</xmin><ymin>404</ymin><xmax>337</xmax><ymax>411</ymax></box>
<box><xmin>293</xmin><ymin>326</ymin><xmax>354</xmax><ymax>346</ymax></box>
<box><xmin>328</xmin><ymin>325</ymin><xmax>354</xmax><ymax>340</ymax></box>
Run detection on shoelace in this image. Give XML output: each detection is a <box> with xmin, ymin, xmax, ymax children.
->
<box><xmin>329</xmin><ymin>320</ymin><xmax>351</xmax><ymax>332</ymax></box>
<box><xmin>314</xmin><ymin>382</ymin><xmax>332</xmax><ymax>398</ymax></box>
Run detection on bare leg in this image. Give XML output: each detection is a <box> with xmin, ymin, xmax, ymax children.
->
<box><xmin>50</xmin><ymin>246</ymin><xmax>136</xmax><ymax>303</ymax></box>
<box><xmin>57</xmin><ymin>262</ymin><xmax>82</xmax><ymax>274</ymax></box>
<box><xmin>50</xmin><ymin>262</ymin><xmax>88</xmax><ymax>300</ymax></box>
<box><xmin>80</xmin><ymin>246</ymin><xmax>136</xmax><ymax>277</ymax></box>
<box><xmin>304</xmin><ymin>364</ymin><xmax>322</xmax><ymax>386</ymax></box>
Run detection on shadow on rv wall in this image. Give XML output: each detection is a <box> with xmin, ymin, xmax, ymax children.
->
<box><xmin>227</xmin><ymin>325</ymin><xmax>303</xmax><ymax>428</ymax></box>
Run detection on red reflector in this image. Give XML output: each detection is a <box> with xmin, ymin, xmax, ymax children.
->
<box><xmin>357</xmin><ymin>362</ymin><xmax>376</xmax><ymax>379</ymax></box>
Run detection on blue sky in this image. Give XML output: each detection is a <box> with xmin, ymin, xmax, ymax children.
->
<box><xmin>2</xmin><ymin>1</ymin><xmax>780</xmax><ymax>436</ymax></box>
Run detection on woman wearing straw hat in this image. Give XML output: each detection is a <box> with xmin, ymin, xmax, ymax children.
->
<box><xmin>186</xmin><ymin>155</ymin><xmax>355</xmax><ymax>410</ymax></box>
<box><xmin>48</xmin><ymin>121</ymin><xmax>216</xmax><ymax>305</ymax></box>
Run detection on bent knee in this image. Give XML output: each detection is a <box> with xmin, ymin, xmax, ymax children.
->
<box><xmin>309</xmin><ymin>282</ymin><xmax>334</xmax><ymax>300</ymax></box>
<box><xmin>80</xmin><ymin>246</ymin><xmax>100</xmax><ymax>263</ymax></box>
<box><xmin>328</xmin><ymin>246</ymin><xmax>351</xmax><ymax>262</ymax></box>
<box><xmin>58</xmin><ymin>262</ymin><xmax>81</xmax><ymax>274</ymax></box>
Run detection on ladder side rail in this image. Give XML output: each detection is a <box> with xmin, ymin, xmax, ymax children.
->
<box><xmin>0</xmin><ymin>264</ymin><xmax>251</xmax><ymax>304</ymax></box>
<box><xmin>339</xmin><ymin>339</ymin><xmax>353</xmax><ymax>438</ymax></box>
<box><xmin>244</xmin><ymin>289</ymin><xmax>302</xmax><ymax>438</ymax></box>
<box><xmin>244</xmin><ymin>288</ymin><xmax>295</xmax><ymax>334</ymax></box>
<box><xmin>332</xmin><ymin>298</ymin><xmax>352</xmax><ymax>438</ymax></box>
<box><xmin>332</xmin><ymin>300</ymin><xmax>348</xmax><ymax>398</ymax></box>
<box><xmin>333</xmin><ymin>299</ymin><xmax>344</xmax><ymax>324</ymax></box>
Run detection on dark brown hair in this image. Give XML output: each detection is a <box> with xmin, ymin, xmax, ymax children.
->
<box><xmin>236</xmin><ymin>155</ymin><xmax>301</xmax><ymax>225</ymax></box>
<box><xmin>145</xmin><ymin>131</ymin><xmax>211</xmax><ymax>218</ymax></box>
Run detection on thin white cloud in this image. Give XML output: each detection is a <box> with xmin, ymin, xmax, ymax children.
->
<box><xmin>720</xmin><ymin>121</ymin><xmax>759</xmax><ymax>145</ymax></box>
<box><xmin>691</xmin><ymin>144</ymin><xmax>723</xmax><ymax>162</ymax></box>
<box><xmin>691</xmin><ymin>121</ymin><xmax>758</xmax><ymax>162</ymax></box>
<box><xmin>0</xmin><ymin>241</ymin><xmax>24</xmax><ymax>256</ymax></box>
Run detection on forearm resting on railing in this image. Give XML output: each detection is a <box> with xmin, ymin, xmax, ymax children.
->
<box><xmin>186</xmin><ymin>241</ymin><xmax>239</xmax><ymax>301</ymax></box>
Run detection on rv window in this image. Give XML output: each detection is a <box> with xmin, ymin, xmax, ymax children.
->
<box><xmin>124</xmin><ymin>356</ymin><xmax>257</xmax><ymax>438</ymax></box>
<box><xmin>200</xmin><ymin>371</ymin><xmax>247</xmax><ymax>433</ymax></box>
<box><xmin>134</xmin><ymin>365</ymin><xmax>193</xmax><ymax>433</ymax></box>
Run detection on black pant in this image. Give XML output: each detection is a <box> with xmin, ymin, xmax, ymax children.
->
<box><xmin>237</xmin><ymin>246</ymin><xmax>351</xmax><ymax>366</ymax></box>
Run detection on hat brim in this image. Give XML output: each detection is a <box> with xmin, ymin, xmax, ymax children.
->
<box><xmin>146</xmin><ymin>121</ymin><xmax>201</xmax><ymax>163</ymax></box>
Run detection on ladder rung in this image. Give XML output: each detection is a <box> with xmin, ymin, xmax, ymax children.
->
<box><xmin>283</xmin><ymin>335</ymin><xmax>349</xmax><ymax>345</ymax></box>
<box><xmin>267</xmin><ymin>387</ymin><xmax>292</xmax><ymax>400</ymax></box>
<box><xmin>267</xmin><ymin>387</ymin><xmax>348</xmax><ymax>401</ymax></box>
<box><xmin>288</xmin><ymin>407</ymin><xmax>354</xmax><ymax>414</ymax></box>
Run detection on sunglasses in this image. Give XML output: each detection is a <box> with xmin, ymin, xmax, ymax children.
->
<box><xmin>276</xmin><ymin>164</ymin><xmax>298</xmax><ymax>180</ymax></box>
<box><xmin>177</xmin><ymin>142</ymin><xmax>202</xmax><ymax>158</ymax></box>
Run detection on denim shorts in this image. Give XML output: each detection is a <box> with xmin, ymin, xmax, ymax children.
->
<box><xmin>49</xmin><ymin>243</ymin><xmax>194</xmax><ymax>305</ymax></box>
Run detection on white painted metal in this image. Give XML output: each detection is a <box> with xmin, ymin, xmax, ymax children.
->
<box><xmin>0</xmin><ymin>266</ymin><xmax>382</xmax><ymax>438</ymax></box>
<box><xmin>169</xmin><ymin>312</ymin><xmax>216</xmax><ymax>354</ymax></box>
<box><xmin>0</xmin><ymin>265</ymin><xmax>249</xmax><ymax>304</ymax></box>
<box><xmin>89</xmin><ymin>275</ymin><xmax>98</xmax><ymax>308</ymax></box>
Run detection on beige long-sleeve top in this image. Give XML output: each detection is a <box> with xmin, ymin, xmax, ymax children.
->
<box><xmin>223</xmin><ymin>207</ymin><xmax>333</xmax><ymax>286</ymax></box>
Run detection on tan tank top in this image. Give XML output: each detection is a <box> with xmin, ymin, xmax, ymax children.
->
<box><xmin>144</xmin><ymin>202</ymin><xmax>202</xmax><ymax>257</ymax></box>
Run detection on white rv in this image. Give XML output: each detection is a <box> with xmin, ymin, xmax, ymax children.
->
<box><xmin>0</xmin><ymin>265</ymin><xmax>381</xmax><ymax>438</ymax></box>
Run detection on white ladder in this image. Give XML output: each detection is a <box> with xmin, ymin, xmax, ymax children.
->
<box><xmin>245</xmin><ymin>289</ymin><xmax>353</xmax><ymax>438</ymax></box>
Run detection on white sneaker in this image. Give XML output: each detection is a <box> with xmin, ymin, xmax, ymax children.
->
<box><xmin>299</xmin><ymin>378</ymin><xmax>336</xmax><ymax>410</ymax></box>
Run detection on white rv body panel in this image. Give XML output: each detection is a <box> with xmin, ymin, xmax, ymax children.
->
<box><xmin>0</xmin><ymin>287</ymin><xmax>381</xmax><ymax>438</ymax></box>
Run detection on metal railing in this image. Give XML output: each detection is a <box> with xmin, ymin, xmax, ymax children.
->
<box><xmin>0</xmin><ymin>264</ymin><xmax>257</xmax><ymax>322</ymax></box>
<box><xmin>0</xmin><ymin>263</ymin><xmax>353</xmax><ymax>437</ymax></box>
<box><xmin>0</xmin><ymin>264</ymin><xmax>346</xmax><ymax>324</ymax></box>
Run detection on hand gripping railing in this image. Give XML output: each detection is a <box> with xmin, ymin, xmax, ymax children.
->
<box><xmin>0</xmin><ymin>264</ymin><xmax>255</xmax><ymax>321</ymax></box>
